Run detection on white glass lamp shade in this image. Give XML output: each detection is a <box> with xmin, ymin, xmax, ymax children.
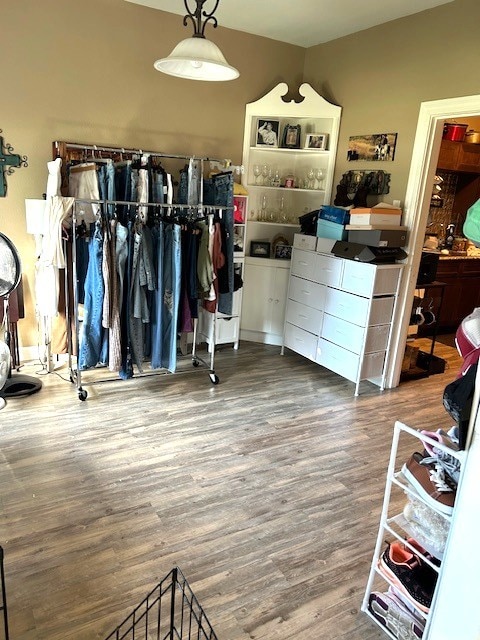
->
<box><xmin>154</xmin><ymin>37</ymin><xmax>239</xmax><ymax>81</ymax></box>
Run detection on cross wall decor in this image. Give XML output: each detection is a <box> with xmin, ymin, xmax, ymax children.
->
<box><xmin>0</xmin><ymin>129</ymin><xmax>28</xmax><ymax>197</ymax></box>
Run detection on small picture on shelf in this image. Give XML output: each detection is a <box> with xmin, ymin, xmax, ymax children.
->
<box><xmin>305</xmin><ymin>133</ymin><xmax>328</xmax><ymax>150</ymax></box>
<box><xmin>250</xmin><ymin>241</ymin><xmax>271</xmax><ymax>258</ymax></box>
<box><xmin>256</xmin><ymin>119</ymin><xmax>280</xmax><ymax>147</ymax></box>
<box><xmin>281</xmin><ymin>124</ymin><xmax>302</xmax><ymax>149</ymax></box>
<box><xmin>274</xmin><ymin>244</ymin><xmax>292</xmax><ymax>260</ymax></box>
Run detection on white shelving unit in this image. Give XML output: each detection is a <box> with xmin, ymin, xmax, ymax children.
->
<box><xmin>240</xmin><ymin>83</ymin><xmax>341</xmax><ymax>346</ymax></box>
<box><xmin>362</xmin><ymin>421</ymin><xmax>466</xmax><ymax>639</ymax></box>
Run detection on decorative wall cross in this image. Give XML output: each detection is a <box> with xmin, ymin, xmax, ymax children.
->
<box><xmin>0</xmin><ymin>129</ymin><xmax>28</xmax><ymax>197</ymax></box>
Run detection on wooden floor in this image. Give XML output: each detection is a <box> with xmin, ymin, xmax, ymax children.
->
<box><xmin>0</xmin><ymin>339</ymin><xmax>462</xmax><ymax>640</ymax></box>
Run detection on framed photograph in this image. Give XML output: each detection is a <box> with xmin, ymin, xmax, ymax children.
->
<box><xmin>233</xmin><ymin>196</ymin><xmax>246</xmax><ymax>223</ymax></box>
<box><xmin>256</xmin><ymin>119</ymin><xmax>280</xmax><ymax>147</ymax></box>
<box><xmin>347</xmin><ymin>133</ymin><xmax>398</xmax><ymax>161</ymax></box>
<box><xmin>274</xmin><ymin>244</ymin><xmax>292</xmax><ymax>260</ymax></box>
<box><xmin>281</xmin><ymin>124</ymin><xmax>302</xmax><ymax>149</ymax></box>
<box><xmin>250</xmin><ymin>240</ymin><xmax>271</xmax><ymax>258</ymax></box>
<box><xmin>305</xmin><ymin>133</ymin><xmax>328</xmax><ymax>150</ymax></box>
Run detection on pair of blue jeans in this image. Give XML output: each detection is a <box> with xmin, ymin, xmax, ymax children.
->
<box><xmin>203</xmin><ymin>172</ymin><xmax>234</xmax><ymax>315</ymax></box>
<box><xmin>78</xmin><ymin>222</ymin><xmax>108</xmax><ymax>369</ymax></box>
<box><xmin>150</xmin><ymin>223</ymin><xmax>181</xmax><ymax>372</ymax></box>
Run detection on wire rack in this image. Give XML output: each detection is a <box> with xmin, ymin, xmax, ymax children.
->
<box><xmin>104</xmin><ymin>567</ymin><xmax>218</xmax><ymax>640</ymax></box>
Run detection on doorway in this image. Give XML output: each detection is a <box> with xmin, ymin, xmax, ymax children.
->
<box><xmin>385</xmin><ymin>94</ymin><xmax>480</xmax><ymax>389</ymax></box>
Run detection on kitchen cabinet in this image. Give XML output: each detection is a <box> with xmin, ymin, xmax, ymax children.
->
<box><xmin>241</xmin><ymin>258</ymin><xmax>290</xmax><ymax>345</ymax></box>
<box><xmin>434</xmin><ymin>258</ymin><xmax>480</xmax><ymax>331</ymax></box>
<box><xmin>437</xmin><ymin>139</ymin><xmax>480</xmax><ymax>172</ymax></box>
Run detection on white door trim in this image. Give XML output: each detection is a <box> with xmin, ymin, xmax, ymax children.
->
<box><xmin>387</xmin><ymin>94</ymin><xmax>480</xmax><ymax>388</ymax></box>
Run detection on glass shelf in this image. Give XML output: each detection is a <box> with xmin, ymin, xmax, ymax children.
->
<box><xmin>249</xmin><ymin>146</ymin><xmax>330</xmax><ymax>154</ymax></box>
<box><xmin>247</xmin><ymin>183</ymin><xmax>325</xmax><ymax>194</ymax></box>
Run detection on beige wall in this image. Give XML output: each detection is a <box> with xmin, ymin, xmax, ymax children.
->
<box><xmin>1</xmin><ymin>0</ymin><xmax>304</xmax><ymax>346</ymax></box>
<box><xmin>4</xmin><ymin>0</ymin><xmax>480</xmax><ymax>349</ymax></box>
<box><xmin>304</xmin><ymin>0</ymin><xmax>480</xmax><ymax>206</ymax></box>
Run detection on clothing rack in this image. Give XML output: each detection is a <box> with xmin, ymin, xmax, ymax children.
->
<box><xmin>52</xmin><ymin>140</ymin><xmax>235</xmax><ymax>400</ymax></box>
<box><xmin>68</xmin><ymin>198</ymin><xmax>227</xmax><ymax>401</ymax></box>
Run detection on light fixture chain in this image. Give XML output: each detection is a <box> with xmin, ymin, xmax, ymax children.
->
<box><xmin>183</xmin><ymin>0</ymin><xmax>219</xmax><ymax>38</ymax></box>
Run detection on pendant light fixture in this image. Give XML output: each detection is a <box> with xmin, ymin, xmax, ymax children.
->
<box><xmin>154</xmin><ymin>0</ymin><xmax>239</xmax><ymax>82</ymax></box>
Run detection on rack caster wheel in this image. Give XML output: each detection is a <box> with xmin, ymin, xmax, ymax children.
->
<box><xmin>78</xmin><ymin>389</ymin><xmax>88</xmax><ymax>401</ymax></box>
<box><xmin>192</xmin><ymin>359</ymin><xmax>199</xmax><ymax>368</ymax></box>
<box><xmin>209</xmin><ymin>373</ymin><xmax>219</xmax><ymax>385</ymax></box>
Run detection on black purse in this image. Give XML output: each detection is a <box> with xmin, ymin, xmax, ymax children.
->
<box><xmin>443</xmin><ymin>363</ymin><xmax>477</xmax><ymax>450</ymax></box>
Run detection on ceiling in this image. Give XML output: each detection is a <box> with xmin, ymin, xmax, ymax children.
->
<box><xmin>125</xmin><ymin>0</ymin><xmax>453</xmax><ymax>47</ymax></box>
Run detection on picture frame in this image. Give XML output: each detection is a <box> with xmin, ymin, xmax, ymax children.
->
<box><xmin>281</xmin><ymin>124</ymin><xmax>302</xmax><ymax>149</ymax></box>
<box><xmin>347</xmin><ymin>132</ymin><xmax>398</xmax><ymax>161</ymax></box>
<box><xmin>256</xmin><ymin>119</ymin><xmax>280</xmax><ymax>147</ymax></box>
<box><xmin>274</xmin><ymin>244</ymin><xmax>292</xmax><ymax>260</ymax></box>
<box><xmin>305</xmin><ymin>133</ymin><xmax>328</xmax><ymax>150</ymax></box>
<box><xmin>250</xmin><ymin>240</ymin><xmax>271</xmax><ymax>258</ymax></box>
<box><xmin>233</xmin><ymin>196</ymin><xmax>246</xmax><ymax>223</ymax></box>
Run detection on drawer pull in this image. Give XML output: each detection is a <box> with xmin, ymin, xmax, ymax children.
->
<box><xmin>299</xmin><ymin>313</ymin><xmax>308</xmax><ymax>319</ymax></box>
<box><xmin>301</xmin><ymin>290</ymin><xmax>311</xmax><ymax>295</ymax></box>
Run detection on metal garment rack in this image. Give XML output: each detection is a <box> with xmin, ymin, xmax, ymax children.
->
<box><xmin>53</xmin><ymin>141</ymin><xmax>232</xmax><ymax>400</ymax></box>
<box><xmin>68</xmin><ymin>198</ymin><xmax>229</xmax><ymax>401</ymax></box>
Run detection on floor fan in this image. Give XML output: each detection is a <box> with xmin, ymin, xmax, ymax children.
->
<box><xmin>0</xmin><ymin>232</ymin><xmax>42</xmax><ymax>409</ymax></box>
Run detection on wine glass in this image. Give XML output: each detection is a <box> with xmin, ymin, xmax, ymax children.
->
<box><xmin>278</xmin><ymin>196</ymin><xmax>287</xmax><ymax>223</ymax></box>
<box><xmin>259</xmin><ymin>194</ymin><xmax>268</xmax><ymax>221</ymax></box>
<box><xmin>253</xmin><ymin>164</ymin><xmax>262</xmax><ymax>185</ymax></box>
<box><xmin>261</xmin><ymin>164</ymin><xmax>270</xmax><ymax>186</ymax></box>
<box><xmin>315</xmin><ymin>169</ymin><xmax>324</xmax><ymax>190</ymax></box>
<box><xmin>306</xmin><ymin>168</ymin><xmax>315</xmax><ymax>189</ymax></box>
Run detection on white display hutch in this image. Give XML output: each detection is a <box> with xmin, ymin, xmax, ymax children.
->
<box><xmin>240</xmin><ymin>83</ymin><xmax>341</xmax><ymax>345</ymax></box>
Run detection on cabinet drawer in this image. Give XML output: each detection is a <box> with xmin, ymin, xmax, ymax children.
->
<box><xmin>293</xmin><ymin>233</ymin><xmax>317</xmax><ymax>251</ymax></box>
<box><xmin>288</xmin><ymin>276</ymin><xmax>326</xmax><ymax>311</ymax></box>
<box><xmin>321</xmin><ymin>313</ymin><xmax>390</xmax><ymax>354</ymax></box>
<box><xmin>313</xmin><ymin>253</ymin><xmax>344</xmax><ymax>287</ymax></box>
<box><xmin>284</xmin><ymin>322</ymin><xmax>318</xmax><ymax>362</ymax></box>
<box><xmin>286</xmin><ymin>300</ymin><xmax>323</xmax><ymax>335</ymax></box>
<box><xmin>341</xmin><ymin>261</ymin><xmax>401</xmax><ymax>297</ymax></box>
<box><xmin>291</xmin><ymin>249</ymin><xmax>316</xmax><ymax>280</ymax></box>
<box><xmin>215</xmin><ymin>317</ymin><xmax>239</xmax><ymax>343</ymax></box>
<box><xmin>325</xmin><ymin>288</ymin><xmax>394</xmax><ymax>327</ymax></box>
<box><xmin>317</xmin><ymin>339</ymin><xmax>385</xmax><ymax>383</ymax></box>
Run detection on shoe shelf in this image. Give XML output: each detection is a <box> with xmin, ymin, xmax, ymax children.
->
<box><xmin>361</xmin><ymin>420</ymin><xmax>464</xmax><ymax>639</ymax></box>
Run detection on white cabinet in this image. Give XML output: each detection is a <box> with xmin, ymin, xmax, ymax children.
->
<box><xmin>283</xmin><ymin>237</ymin><xmax>403</xmax><ymax>395</ymax></box>
<box><xmin>241</xmin><ymin>258</ymin><xmax>290</xmax><ymax>345</ymax></box>
<box><xmin>240</xmin><ymin>83</ymin><xmax>341</xmax><ymax>347</ymax></box>
<box><xmin>362</xmin><ymin>421</ymin><xmax>466</xmax><ymax>639</ymax></box>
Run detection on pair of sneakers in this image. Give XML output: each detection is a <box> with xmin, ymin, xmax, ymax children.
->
<box><xmin>369</xmin><ymin>587</ymin><xmax>425</xmax><ymax>639</ymax></box>
<box><xmin>420</xmin><ymin>427</ymin><xmax>461</xmax><ymax>485</ymax></box>
<box><xmin>377</xmin><ymin>539</ymin><xmax>439</xmax><ymax>613</ymax></box>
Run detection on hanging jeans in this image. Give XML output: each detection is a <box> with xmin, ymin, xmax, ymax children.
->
<box><xmin>151</xmin><ymin>223</ymin><xmax>181</xmax><ymax>372</ymax></box>
<box><xmin>203</xmin><ymin>172</ymin><xmax>234</xmax><ymax>315</ymax></box>
<box><xmin>78</xmin><ymin>222</ymin><xmax>108</xmax><ymax>370</ymax></box>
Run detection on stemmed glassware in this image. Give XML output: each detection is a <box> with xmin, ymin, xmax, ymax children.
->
<box><xmin>306</xmin><ymin>168</ymin><xmax>315</xmax><ymax>189</ymax></box>
<box><xmin>253</xmin><ymin>164</ymin><xmax>262</xmax><ymax>185</ymax></box>
<box><xmin>315</xmin><ymin>169</ymin><xmax>324</xmax><ymax>190</ymax></box>
<box><xmin>261</xmin><ymin>164</ymin><xmax>270</xmax><ymax>186</ymax></box>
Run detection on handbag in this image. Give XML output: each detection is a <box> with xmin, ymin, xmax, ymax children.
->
<box><xmin>443</xmin><ymin>363</ymin><xmax>477</xmax><ymax>450</ymax></box>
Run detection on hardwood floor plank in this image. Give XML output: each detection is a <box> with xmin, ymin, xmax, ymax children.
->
<box><xmin>0</xmin><ymin>340</ymin><xmax>462</xmax><ymax>639</ymax></box>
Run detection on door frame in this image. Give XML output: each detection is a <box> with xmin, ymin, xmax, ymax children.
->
<box><xmin>386</xmin><ymin>94</ymin><xmax>480</xmax><ymax>388</ymax></box>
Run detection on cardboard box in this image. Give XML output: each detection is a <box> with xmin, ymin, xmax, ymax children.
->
<box><xmin>347</xmin><ymin>228</ymin><xmax>408</xmax><ymax>247</ymax></box>
<box><xmin>349</xmin><ymin>213</ymin><xmax>402</xmax><ymax>226</ymax></box>
<box><xmin>319</xmin><ymin>205</ymin><xmax>351</xmax><ymax>225</ymax></box>
<box><xmin>316</xmin><ymin>219</ymin><xmax>347</xmax><ymax>241</ymax></box>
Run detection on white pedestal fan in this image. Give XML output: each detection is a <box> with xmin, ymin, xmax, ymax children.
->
<box><xmin>0</xmin><ymin>232</ymin><xmax>42</xmax><ymax>409</ymax></box>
